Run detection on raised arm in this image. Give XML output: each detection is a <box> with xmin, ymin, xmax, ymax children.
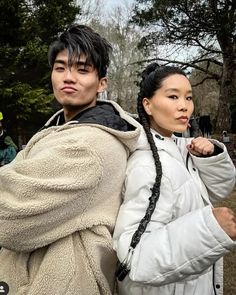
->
<box><xmin>189</xmin><ymin>139</ymin><xmax>235</xmax><ymax>202</ymax></box>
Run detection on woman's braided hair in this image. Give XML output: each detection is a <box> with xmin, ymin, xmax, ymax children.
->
<box><xmin>116</xmin><ymin>63</ymin><xmax>187</xmax><ymax>281</ymax></box>
<box><xmin>130</xmin><ymin>62</ymin><xmax>187</xmax><ymax>249</ymax></box>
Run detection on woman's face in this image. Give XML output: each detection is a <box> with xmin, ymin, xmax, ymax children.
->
<box><xmin>143</xmin><ymin>74</ymin><xmax>194</xmax><ymax>137</ymax></box>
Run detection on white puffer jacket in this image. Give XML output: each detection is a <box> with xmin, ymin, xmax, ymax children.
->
<box><xmin>113</xmin><ymin>128</ymin><xmax>236</xmax><ymax>295</ymax></box>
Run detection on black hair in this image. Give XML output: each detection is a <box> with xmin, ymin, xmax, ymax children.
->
<box><xmin>116</xmin><ymin>63</ymin><xmax>188</xmax><ymax>281</ymax></box>
<box><xmin>131</xmin><ymin>63</ymin><xmax>187</xmax><ymax>248</ymax></box>
<box><xmin>48</xmin><ymin>24</ymin><xmax>112</xmax><ymax>78</ymax></box>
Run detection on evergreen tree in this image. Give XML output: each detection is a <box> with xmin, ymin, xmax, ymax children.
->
<box><xmin>0</xmin><ymin>0</ymin><xmax>81</xmax><ymax>146</ymax></box>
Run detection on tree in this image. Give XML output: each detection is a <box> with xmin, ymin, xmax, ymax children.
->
<box><xmin>76</xmin><ymin>0</ymin><xmax>103</xmax><ymax>24</ymax></box>
<box><xmin>100</xmin><ymin>5</ymin><xmax>145</xmax><ymax>113</ymax></box>
<box><xmin>189</xmin><ymin>61</ymin><xmax>221</xmax><ymax>131</ymax></box>
<box><xmin>0</xmin><ymin>0</ymin><xmax>80</xmax><ymax>146</ymax></box>
<box><xmin>132</xmin><ymin>0</ymin><xmax>236</xmax><ymax>132</ymax></box>
<box><xmin>77</xmin><ymin>0</ymin><xmax>145</xmax><ymax>114</ymax></box>
<box><xmin>26</xmin><ymin>0</ymin><xmax>81</xmax><ymax>44</ymax></box>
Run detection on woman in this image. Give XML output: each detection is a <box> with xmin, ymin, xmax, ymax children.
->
<box><xmin>113</xmin><ymin>63</ymin><xmax>236</xmax><ymax>295</ymax></box>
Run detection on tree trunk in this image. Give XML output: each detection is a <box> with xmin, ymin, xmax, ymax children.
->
<box><xmin>215</xmin><ymin>57</ymin><xmax>236</xmax><ymax>132</ymax></box>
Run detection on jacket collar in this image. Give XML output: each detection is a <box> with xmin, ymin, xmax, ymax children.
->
<box><xmin>42</xmin><ymin>100</ymin><xmax>137</xmax><ymax>132</ymax></box>
<box><xmin>136</xmin><ymin>127</ymin><xmax>186</xmax><ymax>164</ymax></box>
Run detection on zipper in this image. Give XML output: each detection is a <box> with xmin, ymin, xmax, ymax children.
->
<box><xmin>186</xmin><ymin>152</ymin><xmax>190</xmax><ymax>171</ymax></box>
<box><xmin>212</xmin><ymin>264</ymin><xmax>217</xmax><ymax>295</ymax></box>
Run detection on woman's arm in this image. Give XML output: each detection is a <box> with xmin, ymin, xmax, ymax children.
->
<box><xmin>190</xmin><ymin>139</ymin><xmax>235</xmax><ymax>202</ymax></box>
<box><xmin>113</xmin><ymin>158</ymin><xmax>235</xmax><ymax>286</ymax></box>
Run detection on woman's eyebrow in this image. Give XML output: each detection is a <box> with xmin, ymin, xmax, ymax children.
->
<box><xmin>165</xmin><ymin>88</ymin><xmax>192</xmax><ymax>94</ymax></box>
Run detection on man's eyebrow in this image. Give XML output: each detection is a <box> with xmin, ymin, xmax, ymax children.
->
<box><xmin>53</xmin><ymin>59</ymin><xmax>93</xmax><ymax>68</ymax></box>
<box><xmin>77</xmin><ymin>61</ymin><xmax>92</xmax><ymax>67</ymax></box>
<box><xmin>54</xmin><ymin>59</ymin><xmax>66</xmax><ymax>65</ymax></box>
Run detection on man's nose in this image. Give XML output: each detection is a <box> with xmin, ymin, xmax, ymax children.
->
<box><xmin>63</xmin><ymin>69</ymin><xmax>76</xmax><ymax>82</ymax></box>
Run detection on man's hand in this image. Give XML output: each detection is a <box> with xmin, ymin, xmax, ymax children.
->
<box><xmin>186</xmin><ymin>136</ymin><xmax>214</xmax><ymax>156</ymax></box>
<box><xmin>212</xmin><ymin>207</ymin><xmax>236</xmax><ymax>240</ymax></box>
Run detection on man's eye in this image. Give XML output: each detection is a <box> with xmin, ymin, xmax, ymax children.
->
<box><xmin>77</xmin><ymin>64</ymin><xmax>93</xmax><ymax>73</ymax></box>
<box><xmin>55</xmin><ymin>67</ymin><xmax>64</xmax><ymax>71</ymax></box>
<box><xmin>78</xmin><ymin>68</ymin><xmax>88</xmax><ymax>73</ymax></box>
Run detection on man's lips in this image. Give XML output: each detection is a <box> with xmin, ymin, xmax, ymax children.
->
<box><xmin>61</xmin><ymin>86</ymin><xmax>77</xmax><ymax>93</ymax></box>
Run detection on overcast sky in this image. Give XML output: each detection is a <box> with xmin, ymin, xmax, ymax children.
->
<box><xmin>104</xmin><ymin>0</ymin><xmax>135</xmax><ymax>10</ymax></box>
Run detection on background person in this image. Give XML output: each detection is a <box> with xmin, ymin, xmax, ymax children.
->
<box><xmin>182</xmin><ymin>115</ymin><xmax>201</xmax><ymax>138</ymax></box>
<box><xmin>199</xmin><ymin>114</ymin><xmax>212</xmax><ymax>138</ymax></box>
<box><xmin>0</xmin><ymin>24</ymin><xmax>141</xmax><ymax>295</ymax></box>
<box><xmin>113</xmin><ymin>63</ymin><xmax>236</xmax><ymax>295</ymax></box>
<box><xmin>0</xmin><ymin>119</ymin><xmax>18</xmax><ymax>166</ymax></box>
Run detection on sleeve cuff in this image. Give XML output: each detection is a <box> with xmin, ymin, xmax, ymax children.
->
<box><xmin>203</xmin><ymin>205</ymin><xmax>236</xmax><ymax>250</ymax></box>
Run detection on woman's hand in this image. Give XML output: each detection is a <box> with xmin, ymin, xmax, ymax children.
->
<box><xmin>212</xmin><ymin>207</ymin><xmax>236</xmax><ymax>240</ymax></box>
<box><xmin>186</xmin><ymin>136</ymin><xmax>214</xmax><ymax>156</ymax></box>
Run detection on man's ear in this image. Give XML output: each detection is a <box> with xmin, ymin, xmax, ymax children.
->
<box><xmin>142</xmin><ymin>98</ymin><xmax>152</xmax><ymax>115</ymax></box>
<box><xmin>97</xmin><ymin>77</ymin><xmax>108</xmax><ymax>93</ymax></box>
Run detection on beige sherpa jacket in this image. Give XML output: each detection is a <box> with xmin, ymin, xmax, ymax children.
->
<box><xmin>0</xmin><ymin>100</ymin><xmax>141</xmax><ymax>295</ymax></box>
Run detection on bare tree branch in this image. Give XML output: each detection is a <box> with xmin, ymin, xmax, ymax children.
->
<box><xmin>130</xmin><ymin>57</ymin><xmax>221</xmax><ymax>80</ymax></box>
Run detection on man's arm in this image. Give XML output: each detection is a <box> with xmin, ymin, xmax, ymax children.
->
<box><xmin>0</xmin><ymin>126</ymin><xmax>104</xmax><ymax>251</ymax></box>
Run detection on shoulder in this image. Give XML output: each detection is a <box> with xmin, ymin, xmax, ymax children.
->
<box><xmin>75</xmin><ymin>125</ymin><xmax>128</xmax><ymax>151</ymax></box>
<box><xmin>71</xmin><ymin>126</ymin><xmax>130</xmax><ymax>172</ymax></box>
<box><xmin>128</xmin><ymin>149</ymin><xmax>154</xmax><ymax>172</ymax></box>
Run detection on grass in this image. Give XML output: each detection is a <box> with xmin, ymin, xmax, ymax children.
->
<box><xmin>216</xmin><ymin>185</ymin><xmax>236</xmax><ymax>294</ymax></box>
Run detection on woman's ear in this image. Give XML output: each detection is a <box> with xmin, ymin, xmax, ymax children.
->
<box><xmin>142</xmin><ymin>98</ymin><xmax>152</xmax><ymax>115</ymax></box>
<box><xmin>97</xmin><ymin>77</ymin><xmax>108</xmax><ymax>93</ymax></box>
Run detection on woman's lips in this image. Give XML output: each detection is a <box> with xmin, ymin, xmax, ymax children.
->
<box><xmin>177</xmin><ymin>116</ymin><xmax>188</xmax><ymax>124</ymax></box>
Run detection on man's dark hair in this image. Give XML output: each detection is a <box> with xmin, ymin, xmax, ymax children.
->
<box><xmin>48</xmin><ymin>24</ymin><xmax>112</xmax><ymax>78</ymax></box>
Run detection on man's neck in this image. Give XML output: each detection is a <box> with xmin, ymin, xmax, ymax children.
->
<box><xmin>63</xmin><ymin>103</ymin><xmax>97</xmax><ymax>122</ymax></box>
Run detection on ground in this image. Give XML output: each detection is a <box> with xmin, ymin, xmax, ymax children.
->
<box><xmin>214</xmin><ymin>133</ymin><xmax>236</xmax><ymax>294</ymax></box>
<box><xmin>214</xmin><ymin>133</ymin><xmax>236</xmax><ymax>166</ymax></box>
<box><xmin>217</xmin><ymin>185</ymin><xmax>236</xmax><ymax>294</ymax></box>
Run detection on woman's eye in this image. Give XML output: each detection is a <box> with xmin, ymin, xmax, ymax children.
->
<box><xmin>168</xmin><ymin>95</ymin><xmax>178</xmax><ymax>99</ymax></box>
<box><xmin>186</xmin><ymin>96</ymin><xmax>193</xmax><ymax>101</ymax></box>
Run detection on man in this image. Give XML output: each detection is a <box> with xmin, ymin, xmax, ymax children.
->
<box><xmin>0</xmin><ymin>24</ymin><xmax>141</xmax><ymax>295</ymax></box>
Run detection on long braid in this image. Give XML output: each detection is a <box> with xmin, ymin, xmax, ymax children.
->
<box><xmin>129</xmin><ymin>75</ymin><xmax>162</xmax><ymax>249</ymax></box>
<box><xmin>129</xmin><ymin>63</ymin><xmax>186</xmax><ymax>249</ymax></box>
<box><xmin>116</xmin><ymin>63</ymin><xmax>186</xmax><ymax>281</ymax></box>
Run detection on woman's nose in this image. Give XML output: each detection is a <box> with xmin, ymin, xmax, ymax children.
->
<box><xmin>178</xmin><ymin>98</ymin><xmax>187</xmax><ymax>111</ymax></box>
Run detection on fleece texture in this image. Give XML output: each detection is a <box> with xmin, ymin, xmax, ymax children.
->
<box><xmin>0</xmin><ymin>100</ymin><xmax>141</xmax><ymax>295</ymax></box>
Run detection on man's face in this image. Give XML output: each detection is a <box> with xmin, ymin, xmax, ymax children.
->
<box><xmin>51</xmin><ymin>49</ymin><xmax>107</xmax><ymax>121</ymax></box>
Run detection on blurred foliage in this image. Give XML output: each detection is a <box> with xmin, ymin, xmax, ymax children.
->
<box><xmin>0</xmin><ymin>0</ymin><xmax>80</xmax><ymax>145</ymax></box>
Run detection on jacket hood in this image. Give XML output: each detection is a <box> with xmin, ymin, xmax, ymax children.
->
<box><xmin>42</xmin><ymin>100</ymin><xmax>141</xmax><ymax>154</ymax></box>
